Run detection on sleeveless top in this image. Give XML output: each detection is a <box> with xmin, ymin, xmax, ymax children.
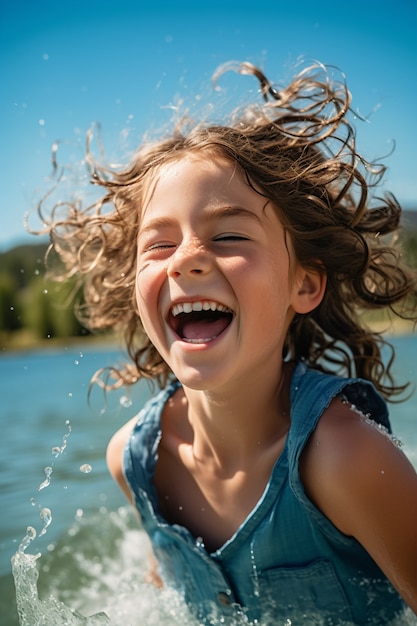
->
<box><xmin>123</xmin><ymin>361</ymin><xmax>406</xmax><ymax>625</ymax></box>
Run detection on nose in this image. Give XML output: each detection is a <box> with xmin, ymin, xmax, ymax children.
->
<box><xmin>167</xmin><ymin>237</ymin><xmax>211</xmax><ymax>278</ymax></box>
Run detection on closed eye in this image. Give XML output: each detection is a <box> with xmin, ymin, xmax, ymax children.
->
<box><xmin>213</xmin><ymin>234</ymin><xmax>250</xmax><ymax>242</ymax></box>
<box><xmin>146</xmin><ymin>242</ymin><xmax>176</xmax><ymax>251</ymax></box>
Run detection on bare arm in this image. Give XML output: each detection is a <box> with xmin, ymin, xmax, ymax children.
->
<box><xmin>106</xmin><ymin>416</ymin><xmax>139</xmax><ymax>505</ymax></box>
<box><xmin>300</xmin><ymin>398</ymin><xmax>417</xmax><ymax>613</ymax></box>
<box><xmin>107</xmin><ymin>417</ymin><xmax>163</xmax><ymax>588</ymax></box>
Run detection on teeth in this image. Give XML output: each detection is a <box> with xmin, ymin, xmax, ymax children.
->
<box><xmin>171</xmin><ymin>301</ymin><xmax>230</xmax><ymax>317</ymax></box>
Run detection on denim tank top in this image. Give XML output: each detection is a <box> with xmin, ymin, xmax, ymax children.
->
<box><xmin>123</xmin><ymin>361</ymin><xmax>406</xmax><ymax>625</ymax></box>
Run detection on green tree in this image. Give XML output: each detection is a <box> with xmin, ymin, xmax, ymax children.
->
<box><xmin>0</xmin><ymin>273</ymin><xmax>22</xmax><ymax>331</ymax></box>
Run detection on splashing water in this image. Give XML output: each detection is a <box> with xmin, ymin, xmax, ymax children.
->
<box><xmin>9</xmin><ymin>419</ymin><xmax>199</xmax><ymax>626</ymax></box>
<box><xmin>52</xmin><ymin>420</ymin><xmax>72</xmax><ymax>458</ymax></box>
<box><xmin>12</xmin><ymin>522</ymin><xmax>109</xmax><ymax>625</ymax></box>
<box><xmin>34</xmin><ymin>421</ymin><xmax>72</xmax><ymax>495</ymax></box>
<box><xmin>37</xmin><ymin>466</ymin><xmax>53</xmax><ymax>492</ymax></box>
<box><xmin>11</xmin><ymin>508</ymin><xmax>200</xmax><ymax>626</ymax></box>
<box><xmin>12</xmin><ymin>506</ymin><xmax>417</xmax><ymax>626</ymax></box>
<box><xmin>12</xmin><ymin>550</ymin><xmax>110</xmax><ymax>626</ymax></box>
<box><xmin>10</xmin><ymin>411</ymin><xmax>417</xmax><ymax>625</ymax></box>
<box><xmin>10</xmin><ymin>419</ymin><xmax>111</xmax><ymax>625</ymax></box>
<box><xmin>38</xmin><ymin>508</ymin><xmax>52</xmax><ymax>537</ymax></box>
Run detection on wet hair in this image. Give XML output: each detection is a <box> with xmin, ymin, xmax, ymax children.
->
<box><xmin>37</xmin><ymin>61</ymin><xmax>417</xmax><ymax>398</ymax></box>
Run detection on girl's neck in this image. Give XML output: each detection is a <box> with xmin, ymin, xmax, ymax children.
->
<box><xmin>181</xmin><ymin>362</ymin><xmax>292</xmax><ymax>472</ymax></box>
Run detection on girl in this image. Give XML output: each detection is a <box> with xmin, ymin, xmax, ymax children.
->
<box><xmin>41</xmin><ymin>62</ymin><xmax>417</xmax><ymax>624</ymax></box>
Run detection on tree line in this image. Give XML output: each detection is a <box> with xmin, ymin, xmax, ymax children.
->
<box><xmin>0</xmin><ymin>242</ymin><xmax>89</xmax><ymax>347</ymax></box>
<box><xmin>1</xmin><ymin>218</ymin><xmax>417</xmax><ymax>349</ymax></box>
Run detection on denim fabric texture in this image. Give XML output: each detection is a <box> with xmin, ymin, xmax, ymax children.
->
<box><xmin>123</xmin><ymin>361</ymin><xmax>405</xmax><ymax>625</ymax></box>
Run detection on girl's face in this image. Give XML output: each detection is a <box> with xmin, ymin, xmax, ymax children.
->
<box><xmin>135</xmin><ymin>155</ymin><xmax>313</xmax><ymax>392</ymax></box>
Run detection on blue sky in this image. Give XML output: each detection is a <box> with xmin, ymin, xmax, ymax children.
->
<box><xmin>1</xmin><ymin>0</ymin><xmax>416</xmax><ymax>250</ymax></box>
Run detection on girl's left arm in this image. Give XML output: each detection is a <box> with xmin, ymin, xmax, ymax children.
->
<box><xmin>300</xmin><ymin>398</ymin><xmax>417</xmax><ymax>613</ymax></box>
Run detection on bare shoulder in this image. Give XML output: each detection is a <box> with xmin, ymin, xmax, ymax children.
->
<box><xmin>300</xmin><ymin>395</ymin><xmax>417</xmax><ymax>609</ymax></box>
<box><xmin>300</xmin><ymin>396</ymin><xmax>417</xmax><ymax>529</ymax></box>
<box><xmin>106</xmin><ymin>386</ymin><xmax>185</xmax><ymax>502</ymax></box>
<box><xmin>106</xmin><ymin>415</ymin><xmax>139</xmax><ymax>503</ymax></box>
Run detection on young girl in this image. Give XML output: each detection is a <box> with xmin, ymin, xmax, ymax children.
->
<box><xmin>40</xmin><ymin>62</ymin><xmax>417</xmax><ymax>624</ymax></box>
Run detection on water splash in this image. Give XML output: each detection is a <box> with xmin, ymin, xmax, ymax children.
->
<box><xmin>11</xmin><ymin>508</ymin><xmax>197</xmax><ymax>626</ymax></box>
<box><xmin>11</xmin><ymin>549</ymin><xmax>110</xmax><ymax>625</ymax></box>
<box><xmin>11</xmin><ymin>419</ymin><xmax>111</xmax><ymax>625</ymax></box>
<box><xmin>343</xmin><ymin>400</ymin><xmax>404</xmax><ymax>449</ymax></box>
<box><xmin>37</xmin><ymin>466</ymin><xmax>53</xmax><ymax>491</ymax></box>
<box><xmin>52</xmin><ymin>419</ymin><xmax>72</xmax><ymax>458</ymax></box>
<box><xmin>361</xmin><ymin>415</ymin><xmax>404</xmax><ymax>449</ymax></box>
<box><xmin>33</xmin><ymin>421</ymin><xmax>72</xmax><ymax>497</ymax></box>
<box><xmin>119</xmin><ymin>395</ymin><xmax>132</xmax><ymax>408</ymax></box>
<box><xmin>18</xmin><ymin>526</ymin><xmax>39</xmax><ymax>555</ymax></box>
<box><xmin>12</xmin><ymin>507</ymin><xmax>417</xmax><ymax>625</ymax></box>
<box><xmin>249</xmin><ymin>539</ymin><xmax>260</xmax><ymax>598</ymax></box>
<box><xmin>39</xmin><ymin>508</ymin><xmax>52</xmax><ymax>537</ymax></box>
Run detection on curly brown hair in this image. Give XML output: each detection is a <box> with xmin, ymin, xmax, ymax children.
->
<box><xmin>37</xmin><ymin>62</ymin><xmax>417</xmax><ymax>398</ymax></box>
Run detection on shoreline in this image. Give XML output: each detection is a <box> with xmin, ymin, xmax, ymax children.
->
<box><xmin>0</xmin><ymin>331</ymin><xmax>121</xmax><ymax>355</ymax></box>
<box><xmin>1</xmin><ymin>318</ymin><xmax>415</xmax><ymax>355</ymax></box>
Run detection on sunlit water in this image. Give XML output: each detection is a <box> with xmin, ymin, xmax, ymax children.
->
<box><xmin>1</xmin><ymin>338</ymin><xmax>416</xmax><ymax>625</ymax></box>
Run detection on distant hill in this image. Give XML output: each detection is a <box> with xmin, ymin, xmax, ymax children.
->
<box><xmin>402</xmin><ymin>209</ymin><xmax>417</xmax><ymax>231</ymax></box>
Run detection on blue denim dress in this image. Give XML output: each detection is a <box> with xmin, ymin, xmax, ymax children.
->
<box><xmin>123</xmin><ymin>361</ymin><xmax>406</xmax><ymax>625</ymax></box>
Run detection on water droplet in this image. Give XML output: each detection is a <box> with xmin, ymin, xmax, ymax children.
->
<box><xmin>68</xmin><ymin>392</ymin><xmax>73</xmax><ymax>398</ymax></box>
<box><xmin>30</xmin><ymin>498</ymin><xmax>36</xmax><ymax>507</ymax></box>
<box><xmin>361</xmin><ymin>416</ymin><xmax>403</xmax><ymax>448</ymax></box>
<box><xmin>250</xmin><ymin>540</ymin><xmax>260</xmax><ymax>597</ymax></box>
<box><xmin>18</xmin><ymin>526</ymin><xmax>37</xmax><ymax>553</ymax></box>
<box><xmin>119</xmin><ymin>395</ymin><xmax>132</xmax><ymax>408</ymax></box>
<box><xmin>38</xmin><ymin>466</ymin><xmax>53</xmax><ymax>491</ymax></box>
<box><xmin>195</xmin><ymin>536</ymin><xmax>205</xmax><ymax>549</ymax></box>
<box><xmin>74</xmin><ymin>360</ymin><xmax>79</xmax><ymax>365</ymax></box>
<box><xmin>79</xmin><ymin>464</ymin><xmax>92</xmax><ymax>474</ymax></box>
<box><xmin>51</xmin><ymin>421</ymin><xmax>71</xmax><ymax>458</ymax></box>
<box><xmin>38</xmin><ymin>507</ymin><xmax>52</xmax><ymax>537</ymax></box>
<box><xmin>39</xmin><ymin>119</ymin><xmax>45</xmax><ymax>126</ymax></box>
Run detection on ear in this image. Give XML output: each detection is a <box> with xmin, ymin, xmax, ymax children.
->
<box><xmin>291</xmin><ymin>267</ymin><xmax>326</xmax><ymax>314</ymax></box>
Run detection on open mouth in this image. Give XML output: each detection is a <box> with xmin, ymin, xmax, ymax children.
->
<box><xmin>169</xmin><ymin>300</ymin><xmax>234</xmax><ymax>344</ymax></box>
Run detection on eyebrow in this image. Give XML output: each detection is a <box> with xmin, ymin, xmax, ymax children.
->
<box><xmin>139</xmin><ymin>205</ymin><xmax>262</xmax><ymax>236</ymax></box>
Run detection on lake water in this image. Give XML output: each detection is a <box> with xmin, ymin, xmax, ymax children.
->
<box><xmin>1</xmin><ymin>337</ymin><xmax>416</xmax><ymax>625</ymax></box>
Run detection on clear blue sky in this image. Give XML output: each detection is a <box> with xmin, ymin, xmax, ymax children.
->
<box><xmin>1</xmin><ymin>0</ymin><xmax>416</xmax><ymax>250</ymax></box>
